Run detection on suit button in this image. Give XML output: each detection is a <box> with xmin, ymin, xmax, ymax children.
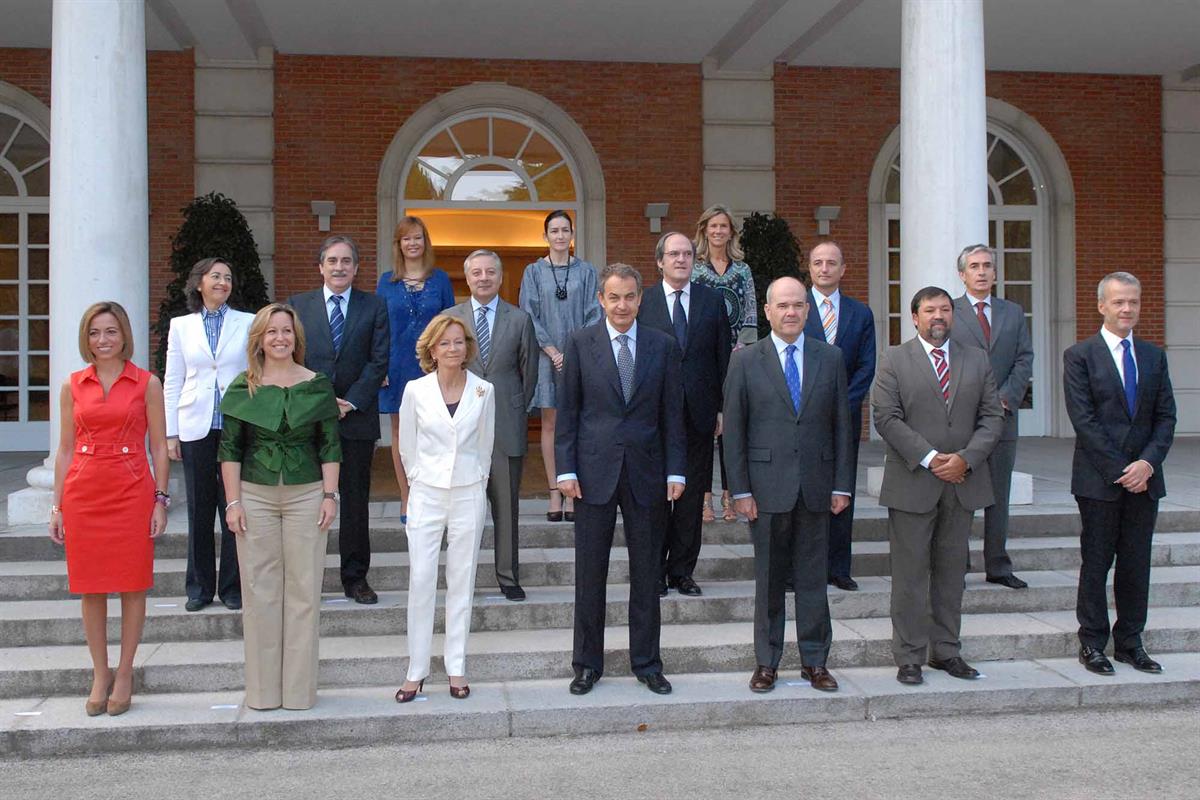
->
<box><xmin>122</xmin><ymin>446</ymin><xmax>129</xmax><ymax>453</ymax></box>
<box><xmin>80</xmin><ymin>445</ymin><xmax>88</xmax><ymax>453</ymax></box>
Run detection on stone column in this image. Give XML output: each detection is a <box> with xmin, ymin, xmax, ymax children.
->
<box><xmin>898</xmin><ymin>0</ymin><xmax>988</xmax><ymax>339</ymax></box>
<box><xmin>8</xmin><ymin>0</ymin><xmax>149</xmax><ymax>524</ymax></box>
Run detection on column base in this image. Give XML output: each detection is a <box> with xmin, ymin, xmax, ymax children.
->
<box><xmin>6</xmin><ymin>462</ymin><xmax>54</xmax><ymax>526</ymax></box>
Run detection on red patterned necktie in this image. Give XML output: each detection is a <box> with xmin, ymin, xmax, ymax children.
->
<box><xmin>931</xmin><ymin>347</ymin><xmax>950</xmax><ymax>403</ymax></box>
<box><xmin>976</xmin><ymin>301</ymin><xmax>991</xmax><ymax>346</ymax></box>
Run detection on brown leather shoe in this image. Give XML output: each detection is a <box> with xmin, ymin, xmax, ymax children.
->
<box><xmin>800</xmin><ymin>665</ymin><xmax>839</xmax><ymax>692</ymax></box>
<box><xmin>749</xmin><ymin>665</ymin><xmax>777</xmax><ymax>693</ymax></box>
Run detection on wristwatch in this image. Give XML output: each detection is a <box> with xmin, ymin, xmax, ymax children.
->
<box><xmin>323</xmin><ymin>491</ymin><xmax>340</xmax><ymax>502</ymax></box>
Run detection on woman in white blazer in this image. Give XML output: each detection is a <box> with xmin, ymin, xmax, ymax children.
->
<box><xmin>163</xmin><ymin>257</ymin><xmax>255</xmax><ymax>613</ymax></box>
<box><xmin>395</xmin><ymin>314</ymin><xmax>495</xmax><ymax>702</ymax></box>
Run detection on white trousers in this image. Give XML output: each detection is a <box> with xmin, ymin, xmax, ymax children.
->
<box><xmin>404</xmin><ymin>480</ymin><xmax>487</xmax><ymax>681</ymax></box>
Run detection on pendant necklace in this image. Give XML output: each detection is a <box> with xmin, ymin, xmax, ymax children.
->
<box><xmin>549</xmin><ymin>255</ymin><xmax>572</xmax><ymax>301</ymax></box>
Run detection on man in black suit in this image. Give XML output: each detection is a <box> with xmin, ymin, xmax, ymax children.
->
<box><xmin>557</xmin><ymin>262</ymin><xmax>686</xmax><ymax>696</ymax></box>
<box><xmin>1064</xmin><ymin>271</ymin><xmax>1176</xmax><ymax>675</ymax></box>
<box><xmin>803</xmin><ymin>241</ymin><xmax>876</xmax><ymax>591</ymax></box>
<box><xmin>288</xmin><ymin>235</ymin><xmax>390</xmax><ymax>604</ymax></box>
<box><xmin>637</xmin><ymin>231</ymin><xmax>730</xmax><ymax>597</ymax></box>
<box><xmin>725</xmin><ymin>276</ymin><xmax>853</xmax><ymax>693</ymax></box>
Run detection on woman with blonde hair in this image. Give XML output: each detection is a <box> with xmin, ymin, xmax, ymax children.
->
<box><xmin>691</xmin><ymin>204</ymin><xmax>758</xmax><ymax>522</ymax></box>
<box><xmin>394</xmin><ymin>314</ymin><xmax>495</xmax><ymax>702</ymax></box>
<box><xmin>377</xmin><ymin>215</ymin><xmax>455</xmax><ymax>522</ymax></box>
<box><xmin>219</xmin><ymin>303</ymin><xmax>341</xmax><ymax>710</ymax></box>
<box><xmin>50</xmin><ymin>301</ymin><xmax>170</xmax><ymax>716</ymax></box>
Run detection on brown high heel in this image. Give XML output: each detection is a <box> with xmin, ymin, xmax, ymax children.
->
<box><xmin>395</xmin><ymin>679</ymin><xmax>424</xmax><ymax>703</ymax></box>
<box><xmin>702</xmin><ymin>492</ymin><xmax>716</xmax><ymax>523</ymax></box>
<box><xmin>106</xmin><ymin>670</ymin><xmax>132</xmax><ymax>716</ymax></box>
<box><xmin>85</xmin><ymin>669</ymin><xmax>114</xmax><ymax>717</ymax></box>
<box><xmin>721</xmin><ymin>490</ymin><xmax>737</xmax><ymax>522</ymax></box>
<box><xmin>449</xmin><ymin>682</ymin><xmax>471</xmax><ymax>699</ymax></box>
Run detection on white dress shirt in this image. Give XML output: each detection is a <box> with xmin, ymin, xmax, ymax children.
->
<box><xmin>662</xmin><ymin>280</ymin><xmax>690</xmax><ymax>320</ymax></box>
<box><xmin>916</xmin><ymin>336</ymin><xmax>950</xmax><ymax>470</ymax></box>
<box><xmin>1099</xmin><ymin>325</ymin><xmax>1136</xmax><ymax>384</ymax></box>
<box><xmin>470</xmin><ymin>294</ymin><xmax>500</xmax><ymax>318</ymax></box>
<box><xmin>323</xmin><ymin>284</ymin><xmax>352</xmax><ymax>323</ymax></box>
<box><xmin>965</xmin><ymin>291</ymin><xmax>992</xmax><ymax>327</ymax></box>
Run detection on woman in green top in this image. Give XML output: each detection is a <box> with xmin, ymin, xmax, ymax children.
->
<box><xmin>219</xmin><ymin>303</ymin><xmax>342</xmax><ymax>711</ymax></box>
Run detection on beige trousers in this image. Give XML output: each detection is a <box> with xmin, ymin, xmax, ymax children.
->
<box><xmin>238</xmin><ymin>480</ymin><xmax>326</xmax><ymax>710</ymax></box>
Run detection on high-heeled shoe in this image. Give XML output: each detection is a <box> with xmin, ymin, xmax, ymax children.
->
<box><xmin>546</xmin><ymin>488</ymin><xmax>564</xmax><ymax>522</ymax></box>
<box><xmin>106</xmin><ymin>671</ymin><xmax>132</xmax><ymax>716</ymax></box>
<box><xmin>702</xmin><ymin>491</ymin><xmax>716</xmax><ymax>523</ymax></box>
<box><xmin>449</xmin><ymin>682</ymin><xmax>471</xmax><ymax>699</ymax></box>
<box><xmin>395</xmin><ymin>679</ymin><xmax>424</xmax><ymax>703</ymax></box>
<box><xmin>721</xmin><ymin>491</ymin><xmax>738</xmax><ymax>522</ymax></box>
<box><xmin>85</xmin><ymin>669</ymin><xmax>114</xmax><ymax>717</ymax></box>
<box><xmin>564</xmin><ymin>502</ymin><xmax>575</xmax><ymax>523</ymax></box>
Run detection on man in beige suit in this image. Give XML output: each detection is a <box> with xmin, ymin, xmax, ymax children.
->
<box><xmin>446</xmin><ymin>249</ymin><xmax>539</xmax><ymax>600</ymax></box>
<box><xmin>872</xmin><ymin>286</ymin><xmax>1004</xmax><ymax>685</ymax></box>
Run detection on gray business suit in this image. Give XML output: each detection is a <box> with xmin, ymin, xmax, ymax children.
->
<box><xmin>723</xmin><ymin>334</ymin><xmax>853</xmax><ymax>669</ymax></box>
<box><xmin>446</xmin><ymin>298</ymin><xmax>538</xmax><ymax>588</ymax></box>
<box><xmin>872</xmin><ymin>337</ymin><xmax>1004</xmax><ymax>665</ymax></box>
<box><xmin>950</xmin><ymin>294</ymin><xmax>1033</xmax><ymax>577</ymax></box>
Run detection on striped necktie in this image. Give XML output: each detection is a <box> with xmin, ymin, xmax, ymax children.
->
<box><xmin>931</xmin><ymin>347</ymin><xmax>949</xmax><ymax>403</ymax></box>
<box><xmin>476</xmin><ymin>305</ymin><xmax>491</xmax><ymax>366</ymax></box>
<box><xmin>330</xmin><ymin>294</ymin><xmax>345</xmax><ymax>353</ymax></box>
<box><xmin>821</xmin><ymin>298</ymin><xmax>837</xmax><ymax>344</ymax></box>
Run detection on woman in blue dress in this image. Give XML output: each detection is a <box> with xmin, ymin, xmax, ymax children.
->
<box><xmin>377</xmin><ymin>215</ymin><xmax>455</xmax><ymax>520</ymax></box>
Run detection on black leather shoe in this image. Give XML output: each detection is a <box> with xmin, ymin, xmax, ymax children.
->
<box><xmin>986</xmin><ymin>574</ymin><xmax>1028</xmax><ymax>589</ymax></box>
<box><xmin>670</xmin><ymin>576</ymin><xmax>702</xmax><ymax>596</ymax></box>
<box><xmin>346</xmin><ymin>581</ymin><xmax>378</xmax><ymax>605</ymax></box>
<box><xmin>897</xmin><ymin>664</ymin><xmax>923</xmax><ymax>685</ymax></box>
<box><xmin>569</xmin><ymin>668</ymin><xmax>600</xmax><ymax>695</ymax></box>
<box><xmin>637</xmin><ymin>672</ymin><xmax>673</xmax><ymax>695</ymax></box>
<box><xmin>828</xmin><ymin>575</ymin><xmax>859</xmax><ymax>591</ymax></box>
<box><xmin>1079</xmin><ymin>646</ymin><xmax>1115</xmax><ymax>675</ymax></box>
<box><xmin>221</xmin><ymin>597</ymin><xmax>242</xmax><ymax>611</ymax></box>
<box><xmin>184</xmin><ymin>599</ymin><xmax>211</xmax><ymax>612</ymax></box>
<box><xmin>500</xmin><ymin>584</ymin><xmax>526</xmax><ymax>602</ymax></box>
<box><xmin>928</xmin><ymin>656</ymin><xmax>980</xmax><ymax>679</ymax></box>
<box><xmin>658</xmin><ymin>581</ymin><xmax>669</xmax><ymax>598</ymax></box>
<box><xmin>1114</xmin><ymin>646</ymin><xmax>1163</xmax><ymax>674</ymax></box>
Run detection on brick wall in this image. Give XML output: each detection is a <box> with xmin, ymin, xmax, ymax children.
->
<box><xmin>775</xmin><ymin>66</ymin><xmax>1164</xmax><ymax>344</ymax></box>
<box><xmin>272</xmin><ymin>55</ymin><xmax>702</xmax><ymax>300</ymax></box>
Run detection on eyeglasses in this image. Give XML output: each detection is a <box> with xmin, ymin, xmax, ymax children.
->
<box><xmin>664</xmin><ymin>250</ymin><xmax>694</xmax><ymax>260</ymax></box>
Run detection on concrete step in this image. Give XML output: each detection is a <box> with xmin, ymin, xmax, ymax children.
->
<box><xmin>3</xmin><ymin>566</ymin><xmax>1197</xmax><ymax>648</ymax></box>
<box><xmin>2</xmin><ymin>605</ymin><xmax>1198</xmax><ymax>699</ymax></box>
<box><xmin>4</xmin><ymin>532</ymin><xmax>1200</xmax><ymax>601</ymax></box>
<box><xmin>3</xmin><ymin>654</ymin><xmax>1197</xmax><ymax>757</ymax></box>
<box><xmin>4</xmin><ymin>507</ymin><xmax>1198</xmax><ymax>561</ymax></box>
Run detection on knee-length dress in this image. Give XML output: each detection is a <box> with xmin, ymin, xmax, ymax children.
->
<box><xmin>61</xmin><ymin>361</ymin><xmax>156</xmax><ymax>593</ymax></box>
<box><xmin>519</xmin><ymin>257</ymin><xmax>601</xmax><ymax>409</ymax></box>
<box><xmin>376</xmin><ymin>269</ymin><xmax>455</xmax><ymax>414</ymax></box>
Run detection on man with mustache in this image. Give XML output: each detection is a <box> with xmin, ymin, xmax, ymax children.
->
<box><xmin>871</xmin><ymin>286</ymin><xmax>1004</xmax><ymax>685</ymax></box>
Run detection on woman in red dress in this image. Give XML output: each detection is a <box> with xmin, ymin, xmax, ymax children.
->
<box><xmin>48</xmin><ymin>301</ymin><xmax>170</xmax><ymax>716</ymax></box>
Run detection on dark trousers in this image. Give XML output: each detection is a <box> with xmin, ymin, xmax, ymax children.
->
<box><xmin>716</xmin><ymin>434</ymin><xmax>728</xmax><ymax>491</ymax></box>
<box><xmin>182</xmin><ymin>429</ymin><xmax>240</xmax><ymax>603</ymax></box>
<box><xmin>662</xmin><ymin>421</ymin><xmax>712</xmax><ymax>580</ymax></box>
<box><xmin>981</xmin><ymin>437</ymin><xmax>1017</xmax><ymax>577</ymax></box>
<box><xmin>573</xmin><ymin>462</ymin><xmax>664</xmax><ymax>677</ymax></box>
<box><xmin>751</xmin><ymin>498</ymin><xmax>832</xmax><ymax>668</ymax></box>
<box><xmin>487</xmin><ymin>451</ymin><xmax>524</xmax><ymax>587</ymax></box>
<box><xmin>827</xmin><ymin>419</ymin><xmax>861</xmax><ymax>579</ymax></box>
<box><xmin>338</xmin><ymin>437</ymin><xmax>375</xmax><ymax>589</ymax></box>
<box><xmin>1076</xmin><ymin>492</ymin><xmax>1157</xmax><ymax>652</ymax></box>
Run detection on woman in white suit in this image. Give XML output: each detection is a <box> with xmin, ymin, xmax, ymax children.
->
<box><xmin>395</xmin><ymin>314</ymin><xmax>495</xmax><ymax>702</ymax></box>
<box><xmin>163</xmin><ymin>257</ymin><xmax>254</xmax><ymax>613</ymax></box>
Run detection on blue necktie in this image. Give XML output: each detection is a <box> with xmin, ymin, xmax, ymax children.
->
<box><xmin>784</xmin><ymin>344</ymin><xmax>801</xmax><ymax>415</ymax></box>
<box><xmin>672</xmin><ymin>290</ymin><xmax>688</xmax><ymax>351</ymax></box>
<box><xmin>1121</xmin><ymin>339</ymin><xmax>1137</xmax><ymax>416</ymax></box>
<box><xmin>330</xmin><ymin>294</ymin><xmax>345</xmax><ymax>353</ymax></box>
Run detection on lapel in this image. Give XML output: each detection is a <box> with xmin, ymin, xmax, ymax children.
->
<box><xmin>758</xmin><ymin>337</ymin><xmax>797</xmax><ymax>418</ymax></box>
<box><xmin>798</xmin><ymin>335</ymin><xmax>822</xmax><ymax>416</ymax></box>
<box><xmin>956</xmin><ymin>295</ymin><xmax>990</xmax><ymax>351</ymax></box>
<box><xmin>1131</xmin><ymin>336</ymin><xmax>1154</xmax><ymax>418</ymax></box>
<box><xmin>587</xmin><ymin>324</ymin><xmax>625</xmax><ymax>405</ymax></box>
<box><xmin>306</xmin><ymin>290</ymin><xmax>336</xmax><ymax>357</ymax></box>
<box><xmin>336</xmin><ymin>289</ymin><xmax>366</xmax><ymax>361</ymax></box>
<box><xmin>1091</xmin><ymin>333</ymin><xmax>1129</xmax><ymax>417</ymax></box>
<box><xmin>629</xmin><ymin>324</ymin><xmax>652</xmax><ymax>400</ymax></box>
<box><xmin>213</xmin><ymin>310</ymin><xmax>245</xmax><ymax>360</ymax></box>
<box><xmin>908</xmin><ymin>337</ymin><xmax>949</xmax><ymax>414</ymax></box>
<box><xmin>945</xmin><ymin>342</ymin><xmax>965</xmax><ymax>413</ymax></box>
<box><xmin>484</xmin><ymin>301</ymin><xmax>509</xmax><ymax>372</ymax></box>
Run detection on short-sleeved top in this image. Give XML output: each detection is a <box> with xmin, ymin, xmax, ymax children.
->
<box><xmin>519</xmin><ymin>257</ymin><xmax>602</xmax><ymax>409</ymax></box>
<box><xmin>218</xmin><ymin>373</ymin><xmax>342</xmax><ymax>486</ymax></box>
<box><xmin>692</xmin><ymin>260</ymin><xmax>759</xmax><ymax>348</ymax></box>
<box><xmin>377</xmin><ymin>268</ymin><xmax>456</xmax><ymax>413</ymax></box>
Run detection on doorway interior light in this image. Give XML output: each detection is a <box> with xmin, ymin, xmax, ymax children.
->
<box><xmin>311</xmin><ymin>200</ymin><xmax>336</xmax><ymax>232</ymax></box>
<box><xmin>645</xmin><ymin>202</ymin><xmax>670</xmax><ymax>233</ymax></box>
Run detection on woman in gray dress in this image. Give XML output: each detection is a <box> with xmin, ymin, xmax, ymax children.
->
<box><xmin>519</xmin><ymin>210</ymin><xmax>601</xmax><ymax>521</ymax></box>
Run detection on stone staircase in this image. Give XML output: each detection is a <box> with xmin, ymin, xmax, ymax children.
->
<box><xmin>2</xmin><ymin>506</ymin><xmax>1199</xmax><ymax>757</ymax></box>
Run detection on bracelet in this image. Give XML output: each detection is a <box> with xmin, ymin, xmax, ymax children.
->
<box><xmin>226</xmin><ymin>499</ymin><xmax>242</xmax><ymax>511</ymax></box>
<box><xmin>50</xmin><ymin>504</ymin><xmax>61</xmax><ymax>515</ymax></box>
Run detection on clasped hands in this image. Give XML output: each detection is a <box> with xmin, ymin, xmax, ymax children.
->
<box><xmin>930</xmin><ymin>452</ymin><xmax>968</xmax><ymax>484</ymax></box>
<box><xmin>1115</xmin><ymin>459</ymin><xmax>1152</xmax><ymax>494</ymax></box>
<box><xmin>557</xmin><ymin>479</ymin><xmax>685</xmax><ymax>504</ymax></box>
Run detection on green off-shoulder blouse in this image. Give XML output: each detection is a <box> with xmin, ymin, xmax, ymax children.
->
<box><xmin>218</xmin><ymin>372</ymin><xmax>342</xmax><ymax>486</ymax></box>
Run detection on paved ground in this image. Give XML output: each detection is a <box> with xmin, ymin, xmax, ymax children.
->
<box><xmin>4</xmin><ymin>705</ymin><xmax>1197</xmax><ymax>798</ymax></box>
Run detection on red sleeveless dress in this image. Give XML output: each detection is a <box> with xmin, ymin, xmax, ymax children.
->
<box><xmin>61</xmin><ymin>361</ymin><xmax>156</xmax><ymax>593</ymax></box>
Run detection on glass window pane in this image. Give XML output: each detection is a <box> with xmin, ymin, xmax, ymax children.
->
<box><xmin>533</xmin><ymin>163</ymin><xmax>576</xmax><ymax>201</ymax></box>
<box><xmin>417</xmin><ymin>130</ymin><xmax>463</xmax><ymax>176</ymax></box>
<box><xmin>29</xmin><ymin>354</ymin><xmax>47</xmax><ymax>384</ymax></box>
<box><xmin>29</xmin><ymin>214</ymin><xmax>48</xmax><ymax>244</ymax></box>
<box><xmin>1000</xmin><ymin>169</ymin><xmax>1037</xmax><ymax>205</ymax></box>
<box><xmin>29</xmin><ymin>318</ymin><xmax>48</xmax><ymax>349</ymax></box>
<box><xmin>888</xmin><ymin>283</ymin><xmax>900</xmax><ymax>314</ymax></box>
<box><xmin>28</xmin><ymin>248</ymin><xmax>47</xmax><ymax>279</ymax></box>
<box><xmin>23</xmin><ymin>163</ymin><xmax>48</xmax><ymax>196</ymax></box>
<box><xmin>0</xmin><ymin>214</ymin><xmax>15</xmax><ymax>244</ymax></box>
<box><xmin>1005</xmin><ymin>284</ymin><xmax>1032</xmax><ymax>313</ymax></box>
<box><xmin>885</xmin><ymin>169</ymin><xmax>900</xmax><ymax>203</ymax></box>
<box><xmin>0</xmin><ymin>169</ymin><xmax>16</xmax><ymax>197</ymax></box>
<box><xmin>888</xmin><ymin>317</ymin><xmax>901</xmax><ymax>346</ymax></box>
<box><xmin>450</xmin><ymin>166</ymin><xmax>530</xmax><ymax>202</ymax></box>
<box><xmin>450</xmin><ymin>118</ymin><xmax>489</xmax><ymax>159</ymax></box>
<box><xmin>887</xmin><ymin>218</ymin><xmax>900</xmax><ymax>248</ymax></box>
<box><xmin>1004</xmin><ymin>220</ymin><xmax>1031</xmax><ymax>249</ymax></box>
<box><xmin>988</xmin><ymin>220</ymin><xmax>997</xmax><ymax>248</ymax></box>
<box><xmin>988</xmin><ymin>183</ymin><xmax>997</xmax><ymax>205</ymax></box>
<box><xmin>1004</xmin><ymin>251</ymin><xmax>1031</xmax><ymax>281</ymax></box>
<box><xmin>404</xmin><ymin>163</ymin><xmax>446</xmax><ymax>200</ymax></box>
<box><xmin>519</xmin><ymin>133</ymin><xmax>560</xmax><ymax>175</ymax></box>
<box><xmin>0</xmin><ymin>391</ymin><xmax>17</xmax><ymax>421</ymax></box>
<box><xmin>0</xmin><ymin>318</ymin><xmax>16</xmax><ymax>347</ymax></box>
<box><xmin>987</xmin><ymin>139</ymin><xmax>1025</xmax><ymax>184</ymax></box>
<box><xmin>29</xmin><ymin>283</ymin><xmax>47</xmax><ymax>314</ymax></box>
<box><xmin>0</xmin><ymin>115</ymin><xmax>19</xmax><ymax>151</ymax></box>
<box><xmin>0</xmin><ymin>285</ymin><xmax>16</xmax><ymax>315</ymax></box>
<box><xmin>0</xmin><ymin>249</ymin><xmax>15</xmax><ymax>279</ymax></box>
<box><xmin>492</xmin><ymin>118</ymin><xmax>530</xmax><ymax>159</ymax></box>
<box><xmin>6</xmin><ymin>124</ymin><xmax>48</xmax><ymax>171</ymax></box>
<box><xmin>0</xmin><ymin>354</ymin><xmax>16</xmax><ymax>385</ymax></box>
<box><xmin>888</xmin><ymin>251</ymin><xmax>900</xmax><ymax>281</ymax></box>
<box><xmin>29</xmin><ymin>390</ymin><xmax>49</xmax><ymax>421</ymax></box>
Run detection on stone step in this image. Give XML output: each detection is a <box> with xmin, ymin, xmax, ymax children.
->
<box><xmin>3</xmin><ymin>566</ymin><xmax>1197</xmax><ymax>648</ymax></box>
<box><xmin>4</xmin><ymin>508</ymin><xmax>1198</xmax><ymax>562</ymax></box>
<box><xmin>2</xmin><ymin>605</ymin><xmax>1197</xmax><ymax>700</ymax></box>
<box><xmin>3</xmin><ymin>654</ymin><xmax>1197</xmax><ymax>757</ymax></box>
<box><xmin>4</xmin><ymin>532</ymin><xmax>1200</xmax><ymax>602</ymax></box>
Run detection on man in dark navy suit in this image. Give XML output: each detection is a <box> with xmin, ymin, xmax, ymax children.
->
<box><xmin>557</xmin><ymin>263</ymin><xmax>686</xmax><ymax>696</ymax></box>
<box><xmin>804</xmin><ymin>241</ymin><xmax>875</xmax><ymax>591</ymax></box>
<box><xmin>638</xmin><ymin>231</ymin><xmax>730</xmax><ymax>597</ymax></box>
<box><xmin>1064</xmin><ymin>271</ymin><xmax>1176</xmax><ymax>676</ymax></box>
<box><xmin>288</xmin><ymin>235</ymin><xmax>390</xmax><ymax>605</ymax></box>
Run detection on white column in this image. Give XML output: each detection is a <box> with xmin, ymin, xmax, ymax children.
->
<box><xmin>8</xmin><ymin>0</ymin><xmax>148</xmax><ymax>524</ymax></box>
<box><xmin>898</xmin><ymin>0</ymin><xmax>988</xmax><ymax>339</ymax></box>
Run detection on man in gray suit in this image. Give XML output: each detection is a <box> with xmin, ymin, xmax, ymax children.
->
<box><xmin>872</xmin><ymin>286</ymin><xmax>1004</xmax><ymax>685</ymax></box>
<box><xmin>446</xmin><ymin>249</ymin><xmax>539</xmax><ymax>601</ymax></box>
<box><xmin>724</xmin><ymin>277</ymin><xmax>853</xmax><ymax>694</ymax></box>
<box><xmin>950</xmin><ymin>244</ymin><xmax>1034</xmax><ymax>589</ymax></box>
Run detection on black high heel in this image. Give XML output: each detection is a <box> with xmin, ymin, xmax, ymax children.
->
<box><xmin>546</xmin><ymin>488</ymin><xmax>564</xmax><ymax>522</ymax></box>
<box><xmin>395</xmin><ymin>679</ymin><xmax>424</xmax><ymax>703</ymax></box>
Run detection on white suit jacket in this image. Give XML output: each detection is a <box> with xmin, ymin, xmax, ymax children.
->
<box><xmin>163</xmin><ymin>309</ymin><xmax>254</xmax><ymax>441</ymax></box>
<box><xmin>397</xmin><ymin>370</ymin><xmax>496</xmax><ymax>489</ymax></box>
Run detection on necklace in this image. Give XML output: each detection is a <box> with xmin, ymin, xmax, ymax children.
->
<box><xmin>548</xmin><ymin>256</ymin><xmax>572</xmax><ymax>301</ymax></box>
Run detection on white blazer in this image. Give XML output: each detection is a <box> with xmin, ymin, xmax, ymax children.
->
<box><xmin>163</xmin><ymin>309</ymin><xmax>254</xmax><ymax>442</ymax></box>
<box><xmin>397</xmin><ymin>370</ymin><xmax>496</xmax><ymax>489</ymax></box>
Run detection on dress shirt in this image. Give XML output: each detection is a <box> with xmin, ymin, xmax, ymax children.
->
<box><xmin>470</xmin><ymin>294</ymin><xmax>500</xmax><ymax>318</ymax></box>
<box><xmin>201</xmin><ymin>303</ymin><xmax>229</xmax><ymax>430</ymax></box>
<box><xmin>1099</xmin><ymin>325</ymin><xmax>1136</xmax><ymax>384</ymax></box>
<box><xmin>916</xmin><ymin>336</ymin><xmax>950</xmax><ymax>470</ymax></box>
<box><xmin>662</xmin><ymin>280</ymin><xmax>690</xmax><ymax>319</ymax></box>
<box><xmin>965</xmin><ymin>291</ymin><xmax>992</xmax><ymax>327</ymax></box>
<box><xmin>811</xmin><ymin>287</ymin><xmax>841</xmax><ymax>324</ymax></box>
<box><xmin>322</xmin><ymin>285</ymin><xmax>352</xmax><ymax>324</ymax></box>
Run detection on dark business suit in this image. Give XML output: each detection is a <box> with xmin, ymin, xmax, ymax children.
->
<box><xmin>556</xmin><ymin>321</ymin><xmax>686</xmax><ymax>677</ymax></box>
<box><xmin>723</xmin><ymin>334</ymin><xmax>853</xmax><ymax>668</ymax></box>
<box><xmin>1063</xmin><ymin>332</ymin><xmax>1176</xmax><ymax>652</ymax></box>
<box><xmin>638</xmin><ymin>282</ymin><xmax>730</xmax><ymax>583</ymax></box>
<box><xmin>805</xmin><ymin>290</ymin><xmax>875</xmax><ymax>581</ymax></box>
<box><xmin>287</xmin><ymin>287</ymin><xmax>390</xmax><ymax>590</ymax></box>
<box><xmin>872</xmin><ymin>337</ymin><xmax>1004</xmax><ymax>665</ymax></box>
<box><xmin>446</xmin><ymin>298</ymin><xmax>538</xmax><ymax>588</ymax></box>
<box><xmin>950</xmin><ymin>294</ymin><xmax>1033</xmax><ymax>577</ymax></box>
